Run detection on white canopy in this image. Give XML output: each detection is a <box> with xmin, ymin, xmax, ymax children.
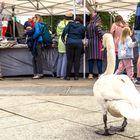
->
<box><xmin>0</xmin><ymin>0</ymin><xmax>139</xmax><ymax>16</ymax></box>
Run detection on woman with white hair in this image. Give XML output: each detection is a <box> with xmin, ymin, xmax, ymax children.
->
<box><xmin>87</xmin><ymin>11</ymin><xmax>103</xmax><ymax>79</ymax></box>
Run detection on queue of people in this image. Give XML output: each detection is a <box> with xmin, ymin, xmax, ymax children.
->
<box><xmin>21</xmin><ymin>6</ymin><xmax>140</xmax><ymax>82</ymax></box>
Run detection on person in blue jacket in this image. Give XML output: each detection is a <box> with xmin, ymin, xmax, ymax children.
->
<box><xmin>62</xmin><ymin>16</ymin><xmax>86</xmax><ymax>80</ymax></box>
<box><xmin>26</xmin><ymin>14</ymin><xmax>45</xmax><ymax>79</ymax></box>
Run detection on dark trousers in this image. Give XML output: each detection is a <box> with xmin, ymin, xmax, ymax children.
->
<box><xmin>115</xmin><ymin>55</ymin><xmax>119</xmax><ymax>72</ymax></box>
<box><xmin>66</xmin><ymin>45</ymin><xmax>82</xmax><ymax>77</ymax></box>
<box><xmin>88</xmin><ymin>59</ymin><xmax>102</xmax><ymax>74</ymax></box>
<box><xmin>32</xmin><ymin>43</ymin><xmax>43</xmax><ymax>75</ymax></box>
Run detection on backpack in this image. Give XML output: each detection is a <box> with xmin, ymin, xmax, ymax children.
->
<box><xmin>40</xmin><ymin>23</ymin><xmax>52</xmax><ymax>47</ymax></box>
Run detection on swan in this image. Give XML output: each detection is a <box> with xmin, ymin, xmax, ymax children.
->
<box><xmin>93</xmin><ymin>33</ymin><xmax>140</xmax><ymax>135</ymax></box>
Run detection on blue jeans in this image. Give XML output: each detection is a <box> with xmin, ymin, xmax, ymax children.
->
<box><xmin>88</xmin><ymin>59</ymin><xmax>102</xmax><ymax>74</ymax></box>
<box><xmin>134</xmin><ymin>30</ymin><xmax>140</xmax><ymax>54</ymax></box>
<box><xmin>32</xmin><ymin>43</ymin><xmax>43</xmax><ymax>75</ymax></box>
<box><xmin>57</xmin><ymin>53</ymin><xmax>67</xmax><ymax>77</ymax></box>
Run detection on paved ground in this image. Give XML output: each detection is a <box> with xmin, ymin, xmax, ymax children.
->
<box><xmin>0</xmin><ymin>77</ymin><xmax>140</xmax><ymax>140</ymax></box>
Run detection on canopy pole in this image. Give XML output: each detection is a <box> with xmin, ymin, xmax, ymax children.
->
<box><xmin>51</xmin><ymin>15</ymin><xmax>53</xmax><ymax>33</ymax></box>
<box><xmin>83</xmin><ymin>0</ymin><xmax>86</xmax><ymax>79</ymax></box>
<box><xmin>12</xmin><ymin>6</ymin><xmax>15</xmax><ymax>39</ymax></box>
<box><xmin>73</xmin><ymin>0</ymin><xmax>76</xmax><ymax>20</ymax></box>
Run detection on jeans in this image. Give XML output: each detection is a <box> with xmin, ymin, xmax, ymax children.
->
<box><xmin>135</xmin><ymin>30</ymin><xmax>140</xmax><ymax>78</ymax></box>
<box><xmin>32</xmin><ymin>43</ymin><xmax>43</xmax><ymax>75</ymax></box>
<box><xmin>88</xmin><ymin>59</ymin><xmax>102</xmax><ymax>74</ymax></box>
<box><xmin>57</xmin><ymin>53</ymin><xmax>67</xmax><ymax>77</ymax></box>
<box><xmin>134</xmin><ymin>30</ymin><xmax>140</xmax><ymax>54</ymax></box>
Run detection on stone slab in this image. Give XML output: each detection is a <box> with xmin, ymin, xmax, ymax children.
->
<box><xmin>0</xmin><ymin>96</ymin><xmax>45</xmax><ymax>108</ymax></box>
<box><xmin>6</xmin><ymin>102</ymin><xmax>91</xmax><ymax>122</ymax></box>
<box><xmin>33</xmin><ymin>96</ymin><xmax>101</xmax><ymax>111</ymax></box>
<box><xmin>0</xmin><ymin>119</ymin><xmax>133</xmax><ymax>140</ymax></box>
<box><xmin>0</xmin><ymin>115</ymin><xmax>35</xmax><ymax>129</ymax></box>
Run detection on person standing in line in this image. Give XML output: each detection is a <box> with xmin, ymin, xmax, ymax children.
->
<box><xmin>26</xmin><ymin>14</ymin><xmax>45</xmax><ymax>79</ymax></box>
<box><xmin>24</xmin><ymin>18</ymin><xmax>32</xmax><ymax>30</ymax></box>
<box><xmin>87</xmin><ymin>11</ymin><xmax>103</xmax><ymax>79</ymax></box>
<box><xmin>134</xmin><ymin>2</ymin><xmax>140</xmax><ymax>85</ymax></box>
<box><xmin>110</xmin><ymin>15</ymin><xmax>127</xmax><ymax>71</ymax></box>
<box><xmin>31</xmin><ymin>17</ymin><xmax>35</xmax><ymax>28</ymax></box>
<box><xmin>56</xmin><ymin>11</ymin><xmax>73</xmax><ymax>79</ymax></box>
<box><xmin>62</xmin><ymin>16</ymin><xmax>86</xmax><ymax>80</ymax></box>
<box><xmin>115</xmin><ymin>27</ymin><xmax>136</xmax><ymax>81</ymax></box>
<box><xmin>1</xmin><ymin>17</ymin><xmax>8</xmax><ymax>39</ymax></box>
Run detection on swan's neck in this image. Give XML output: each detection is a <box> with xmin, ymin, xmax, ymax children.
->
<box><xmin>103</xmin><ymin>46</ymin><xmax>116</xmax><ymax>75</ymax></box>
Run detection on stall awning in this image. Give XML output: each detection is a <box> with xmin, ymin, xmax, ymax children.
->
<box><xmin>0</xmin><ymin>0</ymin><xmax>139</xmax><ymax>16</ymax></box>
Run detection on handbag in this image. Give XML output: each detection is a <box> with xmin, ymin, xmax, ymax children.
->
<box><xmin>82</xmin><ymin>38</ymin><xmax>88</xmax><ymax>47</ymax></box>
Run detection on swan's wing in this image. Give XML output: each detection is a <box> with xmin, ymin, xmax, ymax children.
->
<box><xmin>112</xmin><ymin>100</ymin><xmax>140</xmax><ymax>120</ymax></box>
<box><xmin>93</xmin><ymin>74</ymin><xmax>140</xmax><ymax>105</ymax></box>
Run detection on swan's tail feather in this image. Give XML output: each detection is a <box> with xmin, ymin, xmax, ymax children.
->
<box><xmin>114</xmin><ymin>101</ymin><xmax>140</xmax><ymax>121</ymax></box>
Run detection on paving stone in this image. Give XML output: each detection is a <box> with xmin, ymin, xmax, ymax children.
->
<box><xmin>68</xmin><ymin>86</ymin><xmax>93</xmax><ymax>95</ymax></box>
<box><xmin>33</xmin><ymin>96</ymin><xmax>101</xmax><ymax>111</ymax></box>
<box><xmin>0</xmin><ymin>96</ymin><xmax>45</xmax><ymax>108</ymax></box>
<box><xmin>5</xmin><ymin>102</ymin><xmax>91</xmax><ymax>122</ymax></box>
<box><xmin>0</xmin><ymin>119</ymin><xmax>133</xmax><ymax>140</ymax></box>
<box><xmin>0</xmin><ymin>110</ymin><xmax>13</xmax><ymax>118</ymax></box>
<box><xmin>112</xmin><ymin>120</ymin><xmax>140</xmax><ymax>138</ymax></box>
<box><xmin>0</xmin><ymin>115</ymin><xmax>35</xmax><ymax>129</ymax></box>
<box><xmin>63</xmin><ymin>111</ymin><xmax>122</xmax><ymax>128</ymax></box>
<box><xmin>0</xmin><ymin>86</ymin><xmax>68</xmax><ymax>95</ymax></box>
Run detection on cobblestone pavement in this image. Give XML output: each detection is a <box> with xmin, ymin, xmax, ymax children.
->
<box><xmin>0</xmin><ymin>77</ymin><xmax>140</xmax><ymax>140</ymax></box>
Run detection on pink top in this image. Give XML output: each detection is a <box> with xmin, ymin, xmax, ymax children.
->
<box><xmin>110</xmin><ymin>22</ymin><xmax>126</xmax><ymax>54</ymax></box>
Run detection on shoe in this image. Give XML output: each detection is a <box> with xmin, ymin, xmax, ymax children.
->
<box><xmin>88</xmin><ymin>74</ymin><xmax>93</xmax><ymax>79</ymax></box>
<box><xmin>38</xmin><ymin>74</ymin><xmax>43</xmax><ymax>77</ymax></box>
<box><xmin>74</xmin><ymin>77</ymin><xmax>79</xmax><ymax>80</ymax></box>
<box><xmin>135</xmin><ymin>80</ymin><xmax>140</xmax><ymax>85</ymax></box>
<box><xmin>60</xmin><ymin>77</ymin><xmax>65</xmax><ymax>80</ymax></box>
<box><xmin>132</xmin><ymin>78</ymin><xmax>137</xmax><ymax>83</ymax></box>
<box><xmin>65</xmin><ymin>77</ymin><xmax>70</xmax><ymax>80</ymax></box>
<box><xmin>98</xmin><ymin>74</ymin><xmax>102</xmax><ymax>78</ymax></box>
<box><xmin>32</xmin><ymin>74</ymin><xmax>43</xmax><ymax>79</ymax></box>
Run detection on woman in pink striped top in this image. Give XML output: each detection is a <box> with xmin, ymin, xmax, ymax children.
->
<box><xmin>110</xmin><ymin>15</ymin><xmax>127</xmax><ymax>70</ymax></box>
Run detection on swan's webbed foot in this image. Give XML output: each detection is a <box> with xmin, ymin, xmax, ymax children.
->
<box><xmin>109</xmin><ymin>126</ymin><xmax>125</xmax><ymax>132</ymax></box>
<box><xmin>95</xmin><ymin>128</ymin><xmax>116</xmax><ymax>136</ymax></box>
<box><xmin>109</xmin><ymin>118</ymin><xmax>127</xmax><ymax>132</ymax></box>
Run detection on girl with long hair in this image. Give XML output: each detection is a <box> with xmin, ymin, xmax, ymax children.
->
<box><xmin>115</xmin><ymin>27</ymin><xmax>136</xmax><ymax>81</ymax></box>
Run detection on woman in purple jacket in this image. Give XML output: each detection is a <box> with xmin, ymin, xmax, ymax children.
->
<box><xmin>87</xmin><ymin>12</ymin><xmax>103</xmax><ymax>79</ymax></box>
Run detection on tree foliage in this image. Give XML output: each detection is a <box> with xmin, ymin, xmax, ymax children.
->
<box><xmin>128</xmin><ymin>11</ymin><xmax>135</xmax><ymax>29</ymax></box>
<box><xmin>43</xmin><ymin>11</ymin><xmax>117</xmax><ymax>33</ymax></box>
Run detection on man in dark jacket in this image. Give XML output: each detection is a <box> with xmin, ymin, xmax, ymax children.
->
<box><xmin>62</xmin><ymin>16</ymin><xmax>85</xmax><ymax>80</ymax></box>
<box><xmin>134</xmin><ymin>2</ymin><xmax>140</xmax><ymax>85</ymax></box>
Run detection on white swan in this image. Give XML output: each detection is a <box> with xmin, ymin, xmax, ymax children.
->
<box><xmin>93</xmin><ymin>33</ymin><xmax>140</xmax><ymax>135</ymax></box>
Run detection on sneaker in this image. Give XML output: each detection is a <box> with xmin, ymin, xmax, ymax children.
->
<box><xmin>38</xmin><ymin>74</ymin><xmax>43</xmax><ymax>77</ymax></box>
<box><xmin>135</xmin><ymin>80</ymin><xmax>140</xmax><ymax>86</ymax></box>
<box><xmin>32</xmin><ymin>74</ymin><xmax>43</xmax><ymax>79</ymax></box>
<box><xmin>88</xmin><ymin>74</ymin><xmax>93</xmax><ymax>79</ymax></box>
<box><xmin>60</xmin><ymin>77</ymin><xmax>65</xmax><ymax>80</ymax></box>
<box><xmin>98</xmin><ymin>74</ymin><xmax>101</xmax><ymax>78</ymax></box>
